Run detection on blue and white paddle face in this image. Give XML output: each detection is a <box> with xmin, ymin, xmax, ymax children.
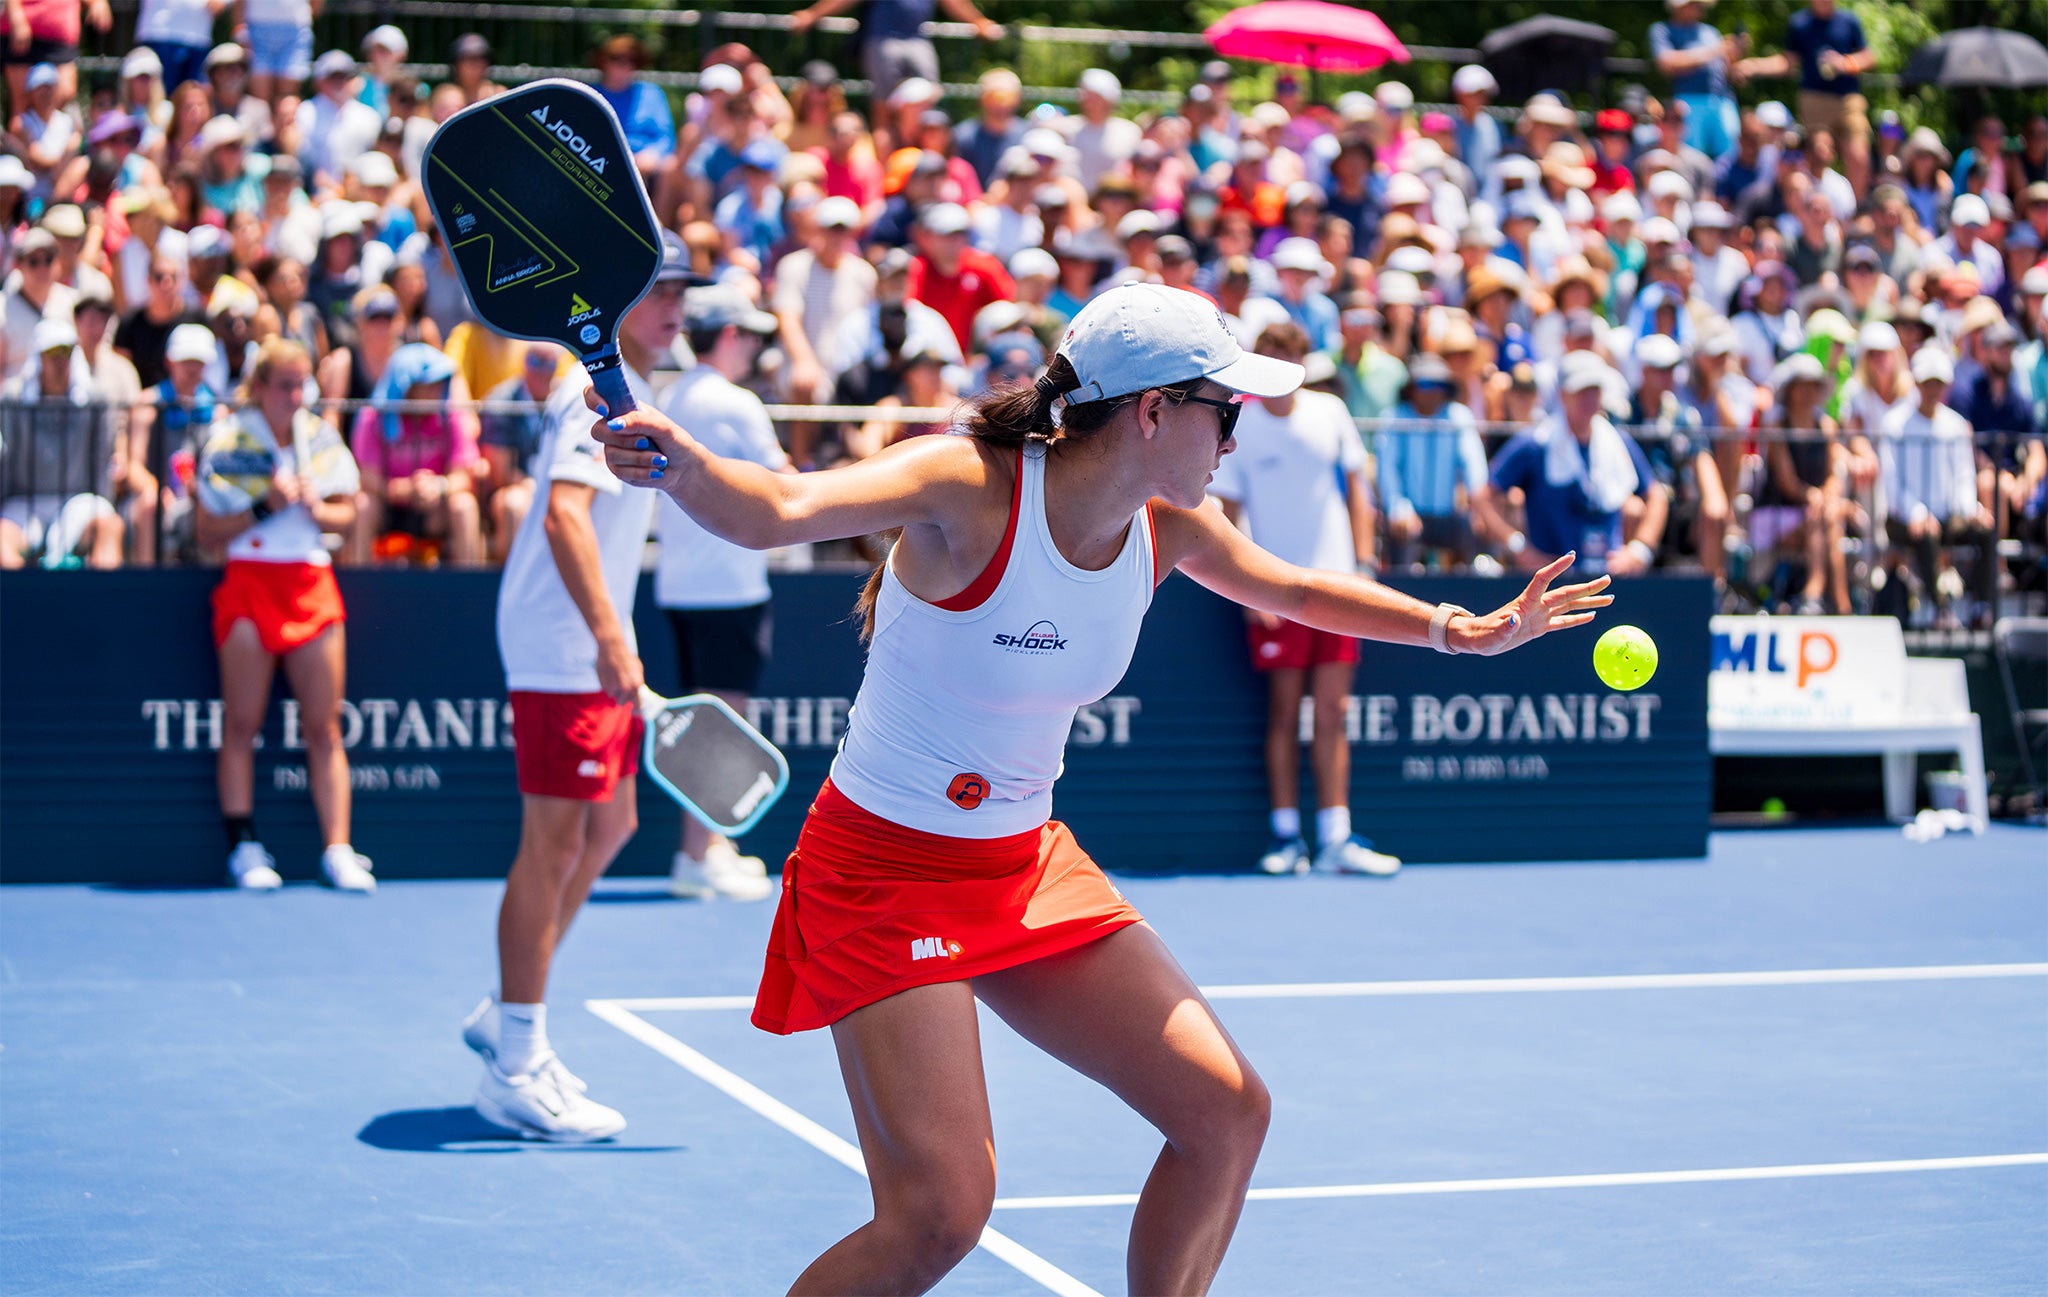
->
<box><xmin>639</xmin><ymin>691</ymin><xmax>791</xmax><ymax>837</ymax></box>
<box><xmin>420</xmin><ymin>77</ymin><xmax>661</xmax><ymax>412</ymax></box>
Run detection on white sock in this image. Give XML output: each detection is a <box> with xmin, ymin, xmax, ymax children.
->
<box><xmin>1270</xmin><ymin>807</ymin><xmax>1301</xmax><ymax>841</ymax></box>
<box><xmin>1317</xmin><ymin>806</ymin><xmax>1352</xmax><ymax>847</ymax></box>
<box><xmin>322</xmin><ymin>843</ymin><xmax>356</xmax><ymax>864</ymax></box>
<box><xmin>498</xmin><ymin>1002</ymin><xmax>547</xmax><ymax>1076</ymax></box>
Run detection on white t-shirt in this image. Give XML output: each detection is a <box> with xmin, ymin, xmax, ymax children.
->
<box><xmin>243</xmin><ymin>0</ymin><xmax>311</xmax><ymax>23</ymax></box>
<box><xmin>1878</xmin><ymin>402</ymin><xmax>1977</xmax><ymax>525</ymax></box>
<box><xmin>1207</xmin><ymin>389</ymin><xmax>1366</xmax><ymax>574</ymax></box>
<box><xmin>293</xmin><ymin>96</ymin><xmax>383</xmax><ymax>184</ymax></box>
<box><xmin>1059</xmin><ymin>115</ymin><xmax>1140</xmax><ymax>191</ymax></box>
<box><xmin>772</xmin><ymin>249</ymin><xmax>877</xmax><ymax>377</ymax></box>
<box><xmin>496</xmin><ymin>365</ymin><xmax>659</xmax><ymax>694</ymax></box>
<box><xmin>137</xmin><ymin>0</ymin><xmax>219</xmax><ymax>45</ymax></box>
<box><xmin>653</xmin><ymin>365</ymin><xmax>787</xmax><ymax>610</ymax></box>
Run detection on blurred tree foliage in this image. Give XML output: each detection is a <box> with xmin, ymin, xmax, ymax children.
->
<box><xmin>300</xmin><ymin>0</ymin><xmax>2041</xmax><ymax>140</ymax></box>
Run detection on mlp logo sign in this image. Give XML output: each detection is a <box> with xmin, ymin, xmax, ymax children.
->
<box><xmin>1707</xmin><ymin>615</ymin><xmax>1903</xmax><ymax>726</ymax></box>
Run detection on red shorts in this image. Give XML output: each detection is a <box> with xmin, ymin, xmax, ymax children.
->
<box><xmin>754</xmin><ymin>779</ymin><xmax>1145</xmax><ymax>1035</ymax></box>
<box><xmin>1247</xmin><ymin>617</ymin><xmax>1359</xmax><ymax>672</ymax></box>
<box><xmin>212</xmin><ymin>560</ymin><xmax>345</xmax><ymax>655</ymax></box>
<box><xmin>509</xmin><ymin>689</ymin><xmax>642</xmax><ymax>801</ymax></box>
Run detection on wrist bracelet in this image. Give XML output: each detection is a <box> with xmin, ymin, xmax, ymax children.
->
<box><xmin>250</xmin><ymin>498</ymin><xmax>272</xmax><ymax>522</ymax></box>
<box><xmin>1429</xmin><ymin>602</ymin><xmax>1473</xmax><ymax>655</ymax></box>
<box><xmin>1626</xmin><ymin>539</ymin><xmax>1655</xmax><ymax>567</ymax></box>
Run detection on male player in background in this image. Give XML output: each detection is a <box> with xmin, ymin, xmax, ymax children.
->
<box><xmin>461</xmin><ymin>231</ymin><xmax>689</xmax><ymax>1142</ymax></box>
<box><xmin>654</xmin><ymin>286</ymin><xmax>790</xmax><ymax>902</ymax></box>
<box><xmin>1208</xmin><ymin>322</ymin><xmax>1402</xmax><ymax>879</ymax></box>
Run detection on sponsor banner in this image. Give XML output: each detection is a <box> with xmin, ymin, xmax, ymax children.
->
<box><xmin>1708</xmin><ymin>615</ymin><xmax>1906</xmax><ymax>728</ymax></box>
<box><xmin>0</xmin><ymin>571</ymin><xmax>1710</xmax><ymax>884</ymax></box>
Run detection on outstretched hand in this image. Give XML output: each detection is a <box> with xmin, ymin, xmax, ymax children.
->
<box><xmin>1453</xmin><ymin>552</ymin><xmax>1613</xmax><ymax>657</ymax></box>
<box><xmin>584</xmin><ymin>386</ymin><xmax>688</xmax><ymax>490</ymax></box>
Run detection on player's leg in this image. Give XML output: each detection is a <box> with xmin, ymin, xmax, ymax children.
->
<box><xmin>975</xmin><ymin>924</ymin><xmax>1270</xmax><ymax>1297</ymax></box>
<box><xmin>283</xmin><ymin>621</ymin><xmax>374</xmax><ymax>890</ymax></box>
<box><xmin>789</xmin><ymin>982</ymin><xmax>997</xmax><ymax>1296</ymax></box>
<box><xmin>217</xmin><ymin>618</ymin><xmax>281</xmax><ymax>887</ymax></box>
<box><xmin>550</xmin><ymin>774</ymin><xmax>638</xmax><ymax>950</ymax></box>
<box><xmin>498</xmin><ymin>794</ymin><xmax>594</xmax><ymax>1007</ymax></box>
<box><xmin>1308</xmin><ymin>652</ymin><xmax>1398</xmax><ymax>875</ymax></box>
<box><xmin>668</xmin><ymin>606</ymin><xmax>775</xmax><ymax>900</ymax></box>
<box><xmin>1257</xmin><ymin>658</ymin><xmax>1308</xmax><ymax>874</ymax></box>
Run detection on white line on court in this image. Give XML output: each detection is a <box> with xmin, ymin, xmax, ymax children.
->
<box><xmin>601</xmin><ymin>962</ymin><xmax>2048</xmax><ymax>1014</ymax></box>
<box><xmin>584</xmin><ymin>1000</ymin><xmax>1105</xmax><ymax>1297</ymax></box>
<box><xmin>989</xmin><ymin>1152</ymin><xmax>2048</xmax><ymax>1210</ymax></box>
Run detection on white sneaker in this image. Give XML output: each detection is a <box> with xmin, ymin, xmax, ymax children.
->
<box><xmin>473</xmin><ymin>1057</ymin><xmax>624</xmax><ymax>1143</ymax></box>
<box><xmin>459</xmin><ymin>997</ymin><xmax>587</xmax><ymax>1093</ymax></box>
<box><xmin>228</xmin><ymin>841</ymin><xmax>282</xmax><ymax>890</ymax></box>
<box><xmin>670</xmin><ymin>849</ymin><xmax>775</xmax><ymax>901</ymax></box>
<box><xmin>320</xmin><ymin>845</ymin><xmax>376</xmax><ymax>893</ymax></box>
<box><xmin>1315</xmin><ymin>835</ymin><xmax>1402</xmax><ymax>877</ymax></box>
<box><xmin>1257</xmin><ymin>837</ymin><xmax>1311</xmax><ymax>875</ymax></box>
<box><xmin>705</xmin><ymin>839</ymin><xmax>769</xmax><ymax>879</ymax></box>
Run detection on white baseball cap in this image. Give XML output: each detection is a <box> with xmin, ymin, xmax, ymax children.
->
<box><xmin>1910</xmin><ymin>346</ymin><xmax>1954</xmax><ymax>385</ymax></box>
<box><xmin>1078</xmin><ymin>68</ymin><xmax>1122</xmax><ymax>103</ymax></box>
<box><xmin>196</xmin><ymin>115</ymin><xmax>247</xmax><ymax>153</ymax></box>
<box><xmin>349</xmin><ymin>150</ymin><xmax>399</xmax><ymax>188</ymax></box>
<box><xmin>1561</xmin><ymin>359</ymin><xmax>1612</xmax><ymax>394</ymax></box>
<box><xmin>1756</xmin><ymin>100</ymin><xmax>1793</xmax><ymax>131</ymax></box>
<box><xmin>1601</xmin><ymin>190</ymin><xmax>1643</xmax><ymax>224</ymax></box>
<box><xmin>121</xmin><ymin>47</ymin><xmax>163</xmax><ymax>80</ymax></box>
<box><xmin>1452</xmin><ymin>65</ymin><xmax>1497</xmax><ymax>97</ymax></box>
<box><xmin>814</xmin><ymin>195</ymin><xmax>861</xmax><ymax>229</ymax></box>
<box><xmin>698</xmin><ymin>64</ymin><xmax>742</xmax><ymax>95</ymax></box>
<box><xmin>1647</xmin><ymin>170</ymin><xmax>1694</xmax><ymax>201</ymax></box>
<box><xmin>362</xmin><ymin>24</ymin><xmax>408</xmax><ymax>57</ymax></box>
<box><xmin>1271</xmin><ymin>236</ymin><xmax>1327</xmax><ymax>273</ymax></box>
<box><xmin>919</xmin><ymin>202</ymin><xmax>971</xmax><ymax>235</ymax></box>
<box><xmin>1385</xmin><ymin>244</ymin><xmax>1435</xmax><ymax>275</ymax></box>
<box><xmin>166</xmin><ymin>322</ymin><xmax>218</xmax><ymax>364</ymax></box>
<box><xmin>1010</xmin><ymin>247</ymin><xmax>1057</xmax><ymax>280</ymax></box>
<box><xmin>1639</xmin><ymin>216</ymin><xmax>1681</xmax><ymax>245</ymax></box>
<box><xmin>1022</xmin><ymin>127</ymin><xmax>1068</xmax><ymax>159</ymax></box>
<box><xmin>1377</xmin><ymin>269</ymin><xmax>1421</xmax><ymax>306</ymax></box>
<box><xmin>1376</xmin><ymin>81</ymin><xmax>1414</xmax><ymax>112</ymax></box>
<box><xmin>1635</xmin><ymin>333</ymin><xmax>1683</xmax><ymax>369</ymax></box>
<box><xmin>1950</xmin><ymin>193</ymin><xmax>1990</xmax><ymax>228</ymax></box>
<box><xmin>1058</xmin><ymin>283</ymin><xmax>1303</xmax><ymax>403</ymax></box>
<box><xmin>1115</xmin><ymin>210</ymin><xmax>1160</xmax><ymax>240</ymax></box>
<box><xmin>1385</xmin><ymin>172</ymin><xmax>1430</xmax><ymax>208</ymax></box>
<box><xmin>2021</xmin><ymin>264</ymin><xmax>2048</xmax><ymax>296</ymax></box>
<box><xmin>32</xmin><ymin>315</ymin><xmax>77</xmax><ymax>352</ymax></box>
<box><xmin>889</xmin><ymin>76</ymin><xmax>938</xmax><ymax>107</ymax></box>
<box><xmin>1858</xmin><ymin>320</ymin><xmax>1900</xmax><ymax>352</ymax></box>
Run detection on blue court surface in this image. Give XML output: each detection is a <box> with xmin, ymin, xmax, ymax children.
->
<box><xmin>4</xmin><ymin>824</ymin><xmax>2044</xmax><ymax>1296</ymax></box>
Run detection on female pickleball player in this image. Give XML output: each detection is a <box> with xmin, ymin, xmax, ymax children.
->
<box><xmin>591</xmin><ymin>284</ymin><xmax>1612</xmax><ymax>1295</ymax></box>
<box><xmin>194</xmin><ymin>338</ymin><xmax>374</xmax><ymax>892</ymax></box>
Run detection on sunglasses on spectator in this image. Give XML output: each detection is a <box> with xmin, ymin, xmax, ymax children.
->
<box><xmin>19</xmin><ymin>254</ymin><xmax>54</xmax><ymax>268</ymax></box>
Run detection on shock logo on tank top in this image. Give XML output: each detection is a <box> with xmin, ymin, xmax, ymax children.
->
<box><xmin>990</xmin><ymin>619</ymin><xmax>1068</xmax><ymax>653</ymax></box>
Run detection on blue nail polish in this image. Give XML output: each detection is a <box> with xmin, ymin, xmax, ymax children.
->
<box><xmin>594</xmin><ymin>401</ymin><xmax>609</xmax><ymax>417</ymax></box>
<box><xmin>636</xmin><ymin>437</ymin><xmax>650</xmax><ymax>450</ymax></box>
<box><xmin>608</xmin><ymin>417</ymin><xmax>625</xmax><ymax>430</ymax></box>
<box><xmin>651</xmin><ymin>454</ymin><xmax>668</xmax><ymax>470</ymax></box>
<box><xmin>650</xmin><ymin>467</ymin><xmax>663</xmax><ymax>479</ymax></box>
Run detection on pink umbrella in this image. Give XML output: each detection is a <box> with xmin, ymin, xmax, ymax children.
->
<box><xmin>1204</xmin><ymin>1</ymin><xmax>1410</xmax><ymax>78</ymax></box>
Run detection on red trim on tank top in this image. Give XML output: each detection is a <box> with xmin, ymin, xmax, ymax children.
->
<box><xmin>1144</xmin><ymin>503</ymin><xmax>1158</xmax><ymax>587</ymax></box>
<box><xmin>931</xmin><ymin>447</ymin><xmax>1024</xmax><ymax>612</ymax></box>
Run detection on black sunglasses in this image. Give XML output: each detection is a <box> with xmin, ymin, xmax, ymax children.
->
<box><xmin>1178</xmin><ymin>391</ymin><xmax>1243</xmax><ymax>445</ymax></box>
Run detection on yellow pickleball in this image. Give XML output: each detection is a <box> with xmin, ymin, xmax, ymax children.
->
<box><xmin>1593</xmin><ymin>624</ymin><xmax>1658</xmax><ymax>691</ymax></box>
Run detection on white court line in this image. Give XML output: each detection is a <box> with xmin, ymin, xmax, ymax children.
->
<box><xmin>991</xmin><ymin>1152</ymin><xmax>2048</xmax><ymax>1210</ymax></box>
<box><xmin>602</xmin><ymin>962</ymin><xmax>2048</xmax><ymax>1015</ymax></box>
<box><xmin>584</xmin><ymin>1000</ymin><xmax>1104</xmax><ymax>1297</ymax></box>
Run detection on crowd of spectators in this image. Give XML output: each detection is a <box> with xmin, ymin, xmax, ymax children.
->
<box><xmin>0</xmin><ymin>0</ymin><xmax>2043</xmax><ymax>627</ymax></box>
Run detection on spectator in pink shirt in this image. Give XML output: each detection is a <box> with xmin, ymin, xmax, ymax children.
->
<box><xmin>814</xmin><ymin>110</ymin><xmax>884</xmax><ymax>212</ymax></box>
<box><xmin>348</xmin><ymin>342</ymin><xmax>482</xmax><ymax>565</ymax></box>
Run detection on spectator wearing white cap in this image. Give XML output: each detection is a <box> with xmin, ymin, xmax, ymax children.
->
<box><xmin>1004</xmin><ymin>246</ymin><xmax>1067</xmax><ymax>352</ymax></box>
<box><xmin>0</xmin><ymin>314</ymin><xmax>124</xmax><ymax>569</ymax></box>
<box><xmin>971</xmin><ymin>152</ymin><xmax>1045</xmax><ymax>265</ymax></box>
<box><xmin>11</xmin><ymin>62</ymin><xmax>76</xmax><ymax>206</ymax></box>
<box><xmin>774</xmin><ymin>194</ymin><xmax>878</xmax><ymax>467</ymax></box>
<box><xmin>1748</xmin><ymin>352</ymin><xmax>1854</xmax><ymax>613</ymax></box>
<box><xmin>1877</xmin><ymin>347</ymin><xmax>1995</xmax><ymax>624</ymax></box>
<box><xmin>132</xmin><ymin>0</ymin><xmax>212</xmax><ymax>92</ymax></box>
<box><xmin>195</xmin><ymin>115</ymin><xmax>267</xmax><ymax>217</ymax></box>
<box><xmin>1476</xmin><ymin>358</ymin><xmax>1666</xmax><ymax>578</ymax></box>
<box><xmin>117</xmin><ymin>320</ymin><xmax>220</xmax><ymax>565</ymax></box>
<box><xmin>357</xmin><ymin>24</ymin><xmax>408</xmax><ymax>118</ymax></box>
<box><xmin>1631</xmin><ymin>331</ymin><xmax>1731</xmax><ymax>585</ymax></box>
<box><xmin>1057</xmin><ymin>68</ymin><xmax>1141</xmax><ymax>193</ymax></box>
<box><xmin>1</xmin><ymin>228</ymin><xmax>72</xmax><ymax>372</ymax></box>
<box><xmin>288</xmin><ymin>51</ymin><xmax>383</xmax><ymax>191</ymax></box>
<box><xmin>1267</xmin><ymin>237</ymin><xmax>1338</xmax><ymax>353</ymax></box>
<box><xmin>1450</xmin><ymin>65</ymin><xmax>1501</xmax><ymax>182</ymax></box>
<box><xmin>1933</xmin><ymin>194</ymin><xmax>2006</xmax><ymax>300</ymax></box>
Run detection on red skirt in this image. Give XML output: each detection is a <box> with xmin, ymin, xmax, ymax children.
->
<box><xmin>212</xmin><ymin>560</ymin><xmax>345</xmax><ymax>655</ymax></box>
<box><xmin>753</xmin><ymin>779</ymin><xmax>1144</xmax><ymax>1035</ymax></box>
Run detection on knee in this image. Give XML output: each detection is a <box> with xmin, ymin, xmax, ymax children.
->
<box><xmin>880</xmin><ymin>1184</ymin><xmax>993</xmax><ymax>1283</ymax></box>
<box><xmin>300</xmin><ymin>709</ymin><xmax>343</xmax><ymax>754</ymax></box>
<box><xmin>449</xmin><ymin>489</ymin><xmax>479</xmax><ymax>526</ymax></box>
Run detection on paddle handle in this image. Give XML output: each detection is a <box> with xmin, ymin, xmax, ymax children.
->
<box><xmin>583</xmin><ymin>347</ymin><xmax>638</xmax><ymax>418</ymax></box>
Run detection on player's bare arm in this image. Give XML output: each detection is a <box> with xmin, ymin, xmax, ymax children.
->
<box><xmin>543</xmin><ymin>481</ymin><xmax>641</xmax><ymax>704</ymax></box>
<box><xmin>1153</xmin><ymin>499</ymin><xmax>1613</xmax><ymax>656</ymax></box>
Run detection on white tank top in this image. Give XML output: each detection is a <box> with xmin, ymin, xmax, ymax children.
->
<box><xmin>829</xmin><ymin>442</ymin><xmax>1156</xmax><ymax>838</ymax></box>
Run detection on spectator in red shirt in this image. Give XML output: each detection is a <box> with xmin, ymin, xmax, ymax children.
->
<box><xmin>1591</xmin><ymin>109</ymin><xmax>1639</xmax><ymax>197</ymax></box>
<box><xmin>906</xmin><ymin>202</ymin><xmax>1013</xmax><ymax>354</ymax></box>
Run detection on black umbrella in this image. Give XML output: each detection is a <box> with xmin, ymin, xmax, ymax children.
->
<box><xmin>1901</xmin><ymin>26</ymin><xmax>2048</xmax><ymax>89</ymax></box>
<box><xmin>1479</xmin><ymin>15</ymin><xmax>1616</xmax><ymax>102</ymax></box>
